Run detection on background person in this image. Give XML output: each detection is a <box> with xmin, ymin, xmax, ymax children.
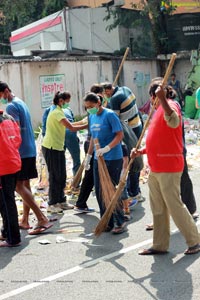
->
<box><xmin>0</xmin><ymin>110</ymin><xmax>21</xmax><ymax>247</ymax></box>
<box><xmin>42</xmin><ymin>92</ymin><xmax>86</xmax><ymax>214</ymax></box>
<box><xmin>0</xmin><ymin>81</ymin><xmax>52</xmax><ymax>235</ymax></box>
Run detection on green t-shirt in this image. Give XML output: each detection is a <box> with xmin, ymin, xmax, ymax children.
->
<box><xmin>196</xmin><ymin>87</ymin><xmax>200</xmax><ymax>108</ymax></box>
<box><xmin>42</xmin><ymin>106</ymin><xmax>66</xmax><ymax>151</ymax></box>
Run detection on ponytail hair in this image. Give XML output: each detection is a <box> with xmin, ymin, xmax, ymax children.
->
<box><xmin>53</xmin><ymin>91</ymin><xmax>61</xmax><ymax>105</ymax></box>
<box><xmin>53</xmin><ymin>91</ymin><xmax>71</xmax><ymax>105</ymax></box>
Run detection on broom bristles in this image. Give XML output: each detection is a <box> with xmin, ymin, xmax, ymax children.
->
<box><xmin>95</xmin><ymin>179</ymin><xmax>126</xmax><ymax>236</ymax></box>
<box><xmin>71</xmin><ymin>160</ymin><xmax>85</xmax><ymax>188</ymax></box>
<box><xmin>94</xmin><ymin>138</ymin><xmax>116</xmax><ymax>209</ymax></box>
<box><xmin>98</xmin><ymin>156</ymin><xmax>116</xmax><ymax>208</ymax></box>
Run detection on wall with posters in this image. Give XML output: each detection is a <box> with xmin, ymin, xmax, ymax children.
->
<box><xmin>40</xmin><ymin>74</ymin><xmax>66</xmax><ymax>108</ymax></box>
<box><xmin>0</xmin><ymin>56</ymin><xmax>159</xmax><ymax>127</ymax></box>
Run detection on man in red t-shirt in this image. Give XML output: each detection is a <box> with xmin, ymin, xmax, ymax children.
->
<box><xmin>131</xmin><ymin>80</ymin><xmax>200</xmax><ymax>255</ymax></box>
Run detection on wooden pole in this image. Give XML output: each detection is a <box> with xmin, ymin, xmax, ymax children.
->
<box><xmin>113</xmin><ymin>47</ymin><xmax>130</xmax><ymax>86</ymax></box>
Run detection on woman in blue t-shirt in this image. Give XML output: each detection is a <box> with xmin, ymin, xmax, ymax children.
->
<box><xmin>83</xmin><ymin>92</ymin><xmax>126</xmax><ymax>234</ymax></box>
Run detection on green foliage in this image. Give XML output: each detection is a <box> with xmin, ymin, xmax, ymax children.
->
<box><xmin>104</xmin><ymin>7</ymin><xmax>155</xmax><ymax>57</ymax></box>
<box><xmin>104</xmin><ymin>0</ymin><xmax>177</xmax><ymax>56</ymax></box>
<box><xmin>34</xmin><ymin>124</ymin><xmax>42</xmax><ymax>139</ymax></box>
<box><xmin>74</xmin><ymin>114</ymin><xmax>87</xmax><ymax>122</ymax></box>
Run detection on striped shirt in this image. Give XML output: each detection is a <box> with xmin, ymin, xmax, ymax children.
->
<box><xmin>110</xmin><ymin>86</ymin><xmax>141</xmax><ymax>129</ymax></box>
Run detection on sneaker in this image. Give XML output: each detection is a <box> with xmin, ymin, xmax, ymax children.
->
<box><xmin>136</xmin><ymin>192</ymin><xmax>146</xmax><ymax>202</ymax></box>
<box><xmin>74</xmin><ymin>206</ymin><xmax>95</xmax><ymax>213</ymax></box>
<box><xmin>59</xmin><ymin>202</ymin><xmax>74</xmax><ymax>210</ymax></box>
<box><xmin>129</xmin><ymin>199</ymin><xmax>138</xmax><ymax>210</ymax></box>
<box><xmin>47</xmin><ymin>204</ymin><xmax>63</xmax><ymax>214</ymax></box>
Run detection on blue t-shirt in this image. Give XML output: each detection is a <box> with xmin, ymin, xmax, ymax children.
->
<box><xmin>89</xmin><ymin>108</ymin><xmax>123</xmax><ymax>160</ymax></box>
<box><xmin>42</xmin><ymin>104</ymin><xmax>55</xmax><ymax>136</ymax></box>
<box><xmin>6</xmin><ymin>97</ymin><xmax>36</xmax><ymax>158</ymax></box>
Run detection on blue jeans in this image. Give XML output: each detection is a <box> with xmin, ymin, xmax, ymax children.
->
<box><xmin>93</xmin><ymin>158</ymin><xmax>124</xmax><ymax>228</ymax></box>
<box><xmin>127</xmin><ymin>124</ymin><xmax>143</xmax><ymax>197</ymax></box>
<box><xmin>64</xmin><ymin>130</ymin><xmax>81</xmax><ymax>176</ymax></box>
<box><xmin>127</xmin><ymin>171</ymin><xmax>141</xmax><ymax>197</ymax></box>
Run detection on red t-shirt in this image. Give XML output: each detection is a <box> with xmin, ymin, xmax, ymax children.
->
<box><xmin>145</xmin><ymin>100</ymin><xmax>184</xmax><ymax>172</ymax></box>
<box><xmin>0</xmin><ymin>117</ymin><xmax>21</xmax><ymax>176</ymax></box>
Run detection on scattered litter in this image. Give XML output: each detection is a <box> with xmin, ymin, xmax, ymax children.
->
<box><xmin>65</xmin><ymin>238</ymin><xmax>90</xmax><ymax>243</ymax></box>
<box><xmin>85</xmin><ymin>233</ymin><xmax>94</xmax><ymax>237</ymax></box>
<box><xmin>57</xmin><ymin>229</ymin><xmax>84</xmax><ymax>234</ymax></box>
<box><xmin>56</xmin><ymin>236</ymin><xmax>67</xmax><ymax>243</ymax></box>
<box><xmin>38</xmin><ymin>239</ymin><xmax>51</xmax><ymax>245</ymax></box>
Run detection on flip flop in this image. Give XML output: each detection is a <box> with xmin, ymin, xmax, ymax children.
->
<box><xmin>28</xmin><ymin>223</ymin><xmax>53</xmax><ymax>235</ymax></box>
<box><xmin>112</xmin><ymin>223</ymin><xmax>127</xmax><ymax>234</ymax></box>
<box><xmin>138</xmin><ymin>248</ymin><xmax>168</xmax><ymax>255</ymax></box>
<box><xmin>184</xmin><ymin>244</ymin><xmax>200</xmax><ymax>255</ymax></box>
<box><xmin>0</xmin><ymin>241</ymin><xmax>21</xmax><ymax>247</ymax></box>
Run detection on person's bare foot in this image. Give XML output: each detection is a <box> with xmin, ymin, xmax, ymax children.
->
<box><xmin>19</xmin><ymin>222</ymin><xmax>33</xmax><ymax>230</ymax></box>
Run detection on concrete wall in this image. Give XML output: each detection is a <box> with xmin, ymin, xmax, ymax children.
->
<box><xmin>0</xmin><ymin>56</ymin><xmax>190</xmax><ymax>128</ymax></box>
<box><xmin>68</xmin><ymin>7</ymin><xmax>120</xmax><ymax>53</ymax></box>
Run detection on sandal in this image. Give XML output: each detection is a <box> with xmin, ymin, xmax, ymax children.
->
<box><xmin>184</xmin><ymin>244</ymin><xmax>200</xmax><ymax>255</ymax></box>
<box><xmin>112</xmin><ymin>223</ymin><xmax>127</xmax><ymax>234</ymax></box>
<box><xmin>0</xmin><ymin>241</ymin><xmax>21</xmax><ymax>247</ymax></box>
<box><xmin>28</xmin><ymin>223</ymin><xmax>53</xmax><ymax>235</ymax></box>
<box><xmin>138</xmin><ymin>248</ymin><xmax>168</xmax><ymax>255</ymax></box>
<box><xmin>146</xmin><ymin>224</ymin><xmax>154</xmax><ymax>231</ymax></box>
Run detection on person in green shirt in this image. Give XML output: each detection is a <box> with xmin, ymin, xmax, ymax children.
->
<box><xmin>42</xmin><ymin>91</ymin><xmax>87</xmax><ymax>214</ymax></box>
<box><xmin>195</xmin><ymin>87</ymin><xmax>200</xmax><ymax>109</ymax></box>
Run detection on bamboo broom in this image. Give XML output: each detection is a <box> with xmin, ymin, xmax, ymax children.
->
<box><xmin>95</xmin><ymin>53</ymin><xmax>177</xmax><ymax>236</ymax></box>
<box><xmin>71</xmin><ymin>48</ymin><xmax>130</xmax><ymax>187</ymax></box>
<box><xmin>94</xmin><ymin>138</ymin><xmax>116</xmax><ymax>209</ymax></box>
<box><xmin>71</xmin><ymin>160</ymin><xmax>85</xmax><ymax>189</ymax></box>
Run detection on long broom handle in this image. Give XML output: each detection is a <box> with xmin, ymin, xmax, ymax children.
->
<box><xmin>113</xmin><ymin>47</ymin><xmax>130</xmax><ymax>86</ymax></box>
<box><xmin>122</xmin><ymin>53</ymin><xmax>177</xmax><ymax>180</ymax></box>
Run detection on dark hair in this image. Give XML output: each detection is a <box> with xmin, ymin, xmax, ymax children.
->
<box><xmin>83</xmin><ymin>92</ymin><xmax>100</xmax><ymax>103</ymax></box>
<box><xmin>90</xmin><ymin>84</ymin><xmax>103</xmax><ymax>94</ymax></box>
<box><xmin>148</xmin><ymin>79</ymin><xmax>162</xmax><ymax>97</ymax></box>
<box><xmin>149</xmin><ymin>80</ymin><xmax>176</xmax><ymax>99</ymax></box>
<box><xmin>102</xmin><ymin>82</ymin><xmax>112</xmax><ymax>90</ymax></box>
<box><xmin>171</xmin><ymin>73</ymin><xmax>176</xmax><ymax>77</ymax></box>
<box><xmin>62</xmin><ymin>91</ymin><xmax>71</xmax><ymax>100</ymax></box>
<box><xmin>53</xmin><ymin>91</ymin><xmax>70</xmax><ymax>105</ymax></box>
<box><xmin>0</xmin><ymin>81</ymin><xmax>11</xmax><ymax>92</ymax></box>
<box><xmin>166</xmin><ymin>85</ymin><xmax>177</xmax><ymax>99</ymax></box>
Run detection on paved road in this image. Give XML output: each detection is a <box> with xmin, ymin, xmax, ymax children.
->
<box><xmin>0</xmin><ymin>168</ymin><xmax>200</xmax><ymax>300</ymax></box>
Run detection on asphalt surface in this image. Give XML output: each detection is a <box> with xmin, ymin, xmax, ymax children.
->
<box><xmin>0</xmin><ymin>168</ymin><xmax>200</xmax><ymax>300</ymax></box>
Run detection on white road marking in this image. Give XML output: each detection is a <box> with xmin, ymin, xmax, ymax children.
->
<box><xmin>0</xmin><ymin>220</ymin><xmax>199</xmax><ymax>300</ymax></box>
